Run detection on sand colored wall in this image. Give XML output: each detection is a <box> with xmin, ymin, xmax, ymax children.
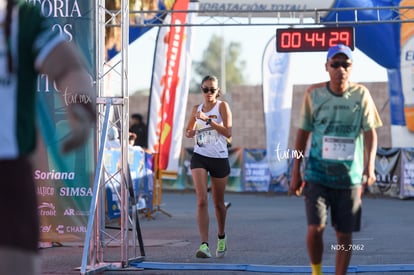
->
<box><xmin>129</xmin><ymin>82</ymin><xmax>391</xmax><ymax>151</ymax></box>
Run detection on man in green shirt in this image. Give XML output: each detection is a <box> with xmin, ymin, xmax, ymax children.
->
<box><xmin>290</xmin><ymin>44</ymin><xmax>382</xmax><ymax>275</ymax></box>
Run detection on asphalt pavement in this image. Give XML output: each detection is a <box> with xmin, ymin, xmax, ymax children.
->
<box><xmin>40</xmin><ymin>191</ymin><xmax>414</xmax><ymax>275</ymax></box>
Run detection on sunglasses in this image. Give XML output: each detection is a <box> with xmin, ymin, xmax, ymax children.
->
<box><xmin>330</xmin><ymin>61</ymin><xmax>352</xmax><ymax>69</ymax></box>
<box><xmin>202</xmin><ymin>87</ymin><xmax>218</xmax><ymax>94</ymax></box>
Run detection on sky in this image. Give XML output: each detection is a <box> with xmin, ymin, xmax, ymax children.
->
<box><xmin>125</xmin><ymin>18</ymin><xmax>388</xmax><ymax>93</ymax></box>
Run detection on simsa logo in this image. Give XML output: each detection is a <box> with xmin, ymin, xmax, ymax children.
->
<box><xmin>59</xmin><ymin>187</ymin><xmax>93</xmax><ymax>197</ymax></box>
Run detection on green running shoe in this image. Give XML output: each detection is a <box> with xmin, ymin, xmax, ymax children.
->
<box><xmin>216</xmin><ymin>235</ymin><xmax>227</xmax><ymax>258</ymax></box>
<box><xmin>196</xmin><ymin>243</ymin><xmax>212</xmax><ymax>258</ymax></box>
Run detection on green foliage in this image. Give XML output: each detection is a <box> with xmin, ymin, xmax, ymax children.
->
<box><xmin>190</xmin><ymin>34</ymin><xmax>246</xmax><ymax>93</ymax></box>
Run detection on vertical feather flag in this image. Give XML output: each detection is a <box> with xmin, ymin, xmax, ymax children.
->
<box><xmin>262</xmin><ymin>35</ymin><xmax>293</xmax><ymax>191</ymax></box>
<box><xmin>147</xmin><ymin>0</ymin><xmax>198</xmax><ymax>171</ymax></box>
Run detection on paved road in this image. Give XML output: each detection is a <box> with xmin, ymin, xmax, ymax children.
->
<box><xmin>40</xmin><ymin>191</ymin><xmax>414</xmax><ymax>274</ymax></box>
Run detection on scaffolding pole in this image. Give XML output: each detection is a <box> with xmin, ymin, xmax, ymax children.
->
<box><xmin>80</xmin><ymin>0</ymin><xmax>144</xmax><ymax>274</ymax></box>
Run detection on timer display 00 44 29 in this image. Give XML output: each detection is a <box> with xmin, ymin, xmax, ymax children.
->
<box><xmin>276</xmin><ymin>27</ymin><xmax>354</xmax><ymax>52</ymax></box>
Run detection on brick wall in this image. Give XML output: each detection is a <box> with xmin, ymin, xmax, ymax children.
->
<box><xmin>129</xmin><ymin>82</ymin><xmax>391</xmax><ymax>151</ymax></box>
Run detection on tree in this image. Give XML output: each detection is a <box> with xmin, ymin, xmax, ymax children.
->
<box><xmin>190</xmin><ymin>34</ymin><xmax>246</xmax><ymax>93</ymax></box>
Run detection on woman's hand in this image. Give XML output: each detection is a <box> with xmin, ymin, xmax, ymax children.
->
<box><xmin>185</xmin><ymin>129</ymin><xmax>196</xmax><ymax>138</ymax></box>
<box><xmin>196</xmin><ymin>111</ymin><xmax>209</xmax><ymax>122</ymax></box>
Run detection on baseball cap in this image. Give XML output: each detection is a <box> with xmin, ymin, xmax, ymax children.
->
<box><xmin>327</xmin><ymin>44</ymin><xmax>353</xmax><ymax>60</ymax></box>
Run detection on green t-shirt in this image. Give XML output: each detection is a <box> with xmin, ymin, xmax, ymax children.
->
<box><xmin>0</xmin><ymin>2</ymin><xmax>64</xmax><ymax>159</ymax></box>
<box><xmin>299</xmin><ymin>82</ymin><xmax>383</xmax><ymax>189</ymax></box>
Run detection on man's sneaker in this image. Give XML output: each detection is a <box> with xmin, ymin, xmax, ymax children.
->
<box><xmin>196</xmin><ymin>243</ymin><xmax>212</xmax><ymax>258</ymax></box>
<box><xmin>216</xmin><ymin>235</ymin><xmax>227</xmax><ymax>258</ymax></box>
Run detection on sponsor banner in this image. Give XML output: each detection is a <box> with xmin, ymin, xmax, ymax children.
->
<box><xmin>243</xmin><ymin>149</ymin><xmax>271</xmax><ymax>192</ymax></box>
<box><xmin>147</xmin><ymin>0</ymin><xmax>196</xmax><ymax>171</ymax></box>
<box><xmin>166</xmin><ymin>1</ymin><xmax>198</xmax><ymax>171</ymax></box>
<box><xmin>227</xmin><ymin>147</ymin><xmax>243</xmax><ymax>192</ymax></box>
<box><xmin>198</xmin><ymin>0</ymin><xmax>335</xmax><ymax>17</ymax></box>
<box><xmin>369</xmin><ymin>148</ymin><xmax>401</xmax><ymax>197</ymax></box>
<box><xmin>164</xmin><ymin>148</ymin><xmax>413</xmax><ymax>196</ymax></box>
<box><xmin>33</xmin><ymin>0</ymin><xmax>95</xmax><ymax>242</ymax></box>
<box><xmin>400</xmin><ymin>148</ymin><xmax>414</xmax><ymax>198</ymax></box>
<box><xmin>388</xmin><ymin>70</ymin><xmax>406</xmax><ymax>126</ymax></box>
<box><xmin>262</xmin><ymin>35</ymin><xmax>292</xmax><ymax>188</ymax></box>
<box><xmin>104</xmin><ymin>148</ymin><xmax>154</xmax><ymax>220</ymax></box>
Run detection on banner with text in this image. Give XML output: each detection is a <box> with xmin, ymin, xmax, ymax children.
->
<box><xmin>243</xmin><ymin>149</ymin><xmax>271</xmax><ymax>192</ymax></box>
<box><xmin>104</xmin><ymin>148</ymin><xmax>154</xmax><ymax>219</ymax></box>
<box><xmin>369</xmin><ymin>148</ymin><xmax>401</xmax><ymax>197</ymax></box>
<box><xmin>197</xmin><ymin>0</ymin><xmax>334</xmax><ymax>17</ymax></box>
<box><xmin>33</xmin><ymin>0</ymin><xmax>95</xmax><ymax>242</ymax></box>
<box><xmin>400</xmin><ymin>148</ymin><xmax>414</xmax><ymax>198</ymax></box>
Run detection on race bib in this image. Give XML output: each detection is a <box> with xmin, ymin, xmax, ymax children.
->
<box><xmin>195</xmin><ymin>127</ymin><xmax>219</xmax><ymax>146</ymax></box>
<box><xmin>322</xmin><ymin>136</ymin><xmax>355</xmax><ymax>160</ymax></box>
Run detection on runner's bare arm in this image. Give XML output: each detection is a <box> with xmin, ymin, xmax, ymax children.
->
<box><xmin>213</xmin><ymin>100</ymin><xmax>232</xmax><ymax>138</ymax></box>
<box><xmin>290</xmin><ymin>128</ymin><xmax>310</xmax><ymax>196</ymax></box>
<box><xmin>363</xmin><ymin>128</ymin><xmax>378</xmax><ymax>186</ymax></box>
<box><xmin>185</xmin><ymin>105</ymin><xmax>198</xmax><ymax>138</ymax></box>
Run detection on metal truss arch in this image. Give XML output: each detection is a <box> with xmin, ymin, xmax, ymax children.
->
<box><xmin>127</xmin><ymin>5</ymin><xmax>414</xmax><ymax>27</ymax></box>
<box><xmin>82</xmin><ymin>3</ymin><xmax>414</xmax><ymax>274</ymax></box>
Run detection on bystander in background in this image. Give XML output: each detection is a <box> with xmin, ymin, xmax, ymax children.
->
<box><xmin>129</xmin><ymin>113</ymin><xmax>148</xmax><ymax>148</ymax></box>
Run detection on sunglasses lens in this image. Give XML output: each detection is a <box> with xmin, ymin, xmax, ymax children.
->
<box><xmin>331</xmin><ymin>62</ymin><xmax>340</xmax><ymax>68</ymax></box>
<box><xmin>331</xmin><ymin>62</ymin><xmax>351</xmax><ymax>69</ymax></box>
<box><xmin>202</xmin><ymin>87</ymin><xmax>217</xmax><ymax>93</ymax></box>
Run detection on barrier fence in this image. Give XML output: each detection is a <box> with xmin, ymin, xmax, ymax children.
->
<box><xmin>108</xmin><ymin>146</ymin><xmax>414</xmax><ymax>217</ymax></box>
<box><xmin>161</xmin><ymin>147</ymin><xmax>414</xmax><ymax>199</ymax></box>
<box><xmin>37</xmin><ymin>146</ymin><xmax>414</xmax><ymax>242</ymax></box>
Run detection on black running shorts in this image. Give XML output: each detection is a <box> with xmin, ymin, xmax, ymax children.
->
<box><xmin>303</xmin><ymin>182</ymin><xmax>362</xmax><ymax>233</ymax></box>
<box><xmin>190</xmin><ymin>153</ymin><xmax>230</xmax><ymax>178</ymax></box>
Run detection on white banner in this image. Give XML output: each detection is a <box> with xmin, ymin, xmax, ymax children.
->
<box><xmin>262</xmin><ymin>35</ymin><xmax>293</xmax><ymax>183</ymax></box>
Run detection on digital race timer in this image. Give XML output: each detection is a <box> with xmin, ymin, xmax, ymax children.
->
<box><xmin>276</xmin><ymin>27</ymin><xmax>354</xmax><ymax>52</ymax></box>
